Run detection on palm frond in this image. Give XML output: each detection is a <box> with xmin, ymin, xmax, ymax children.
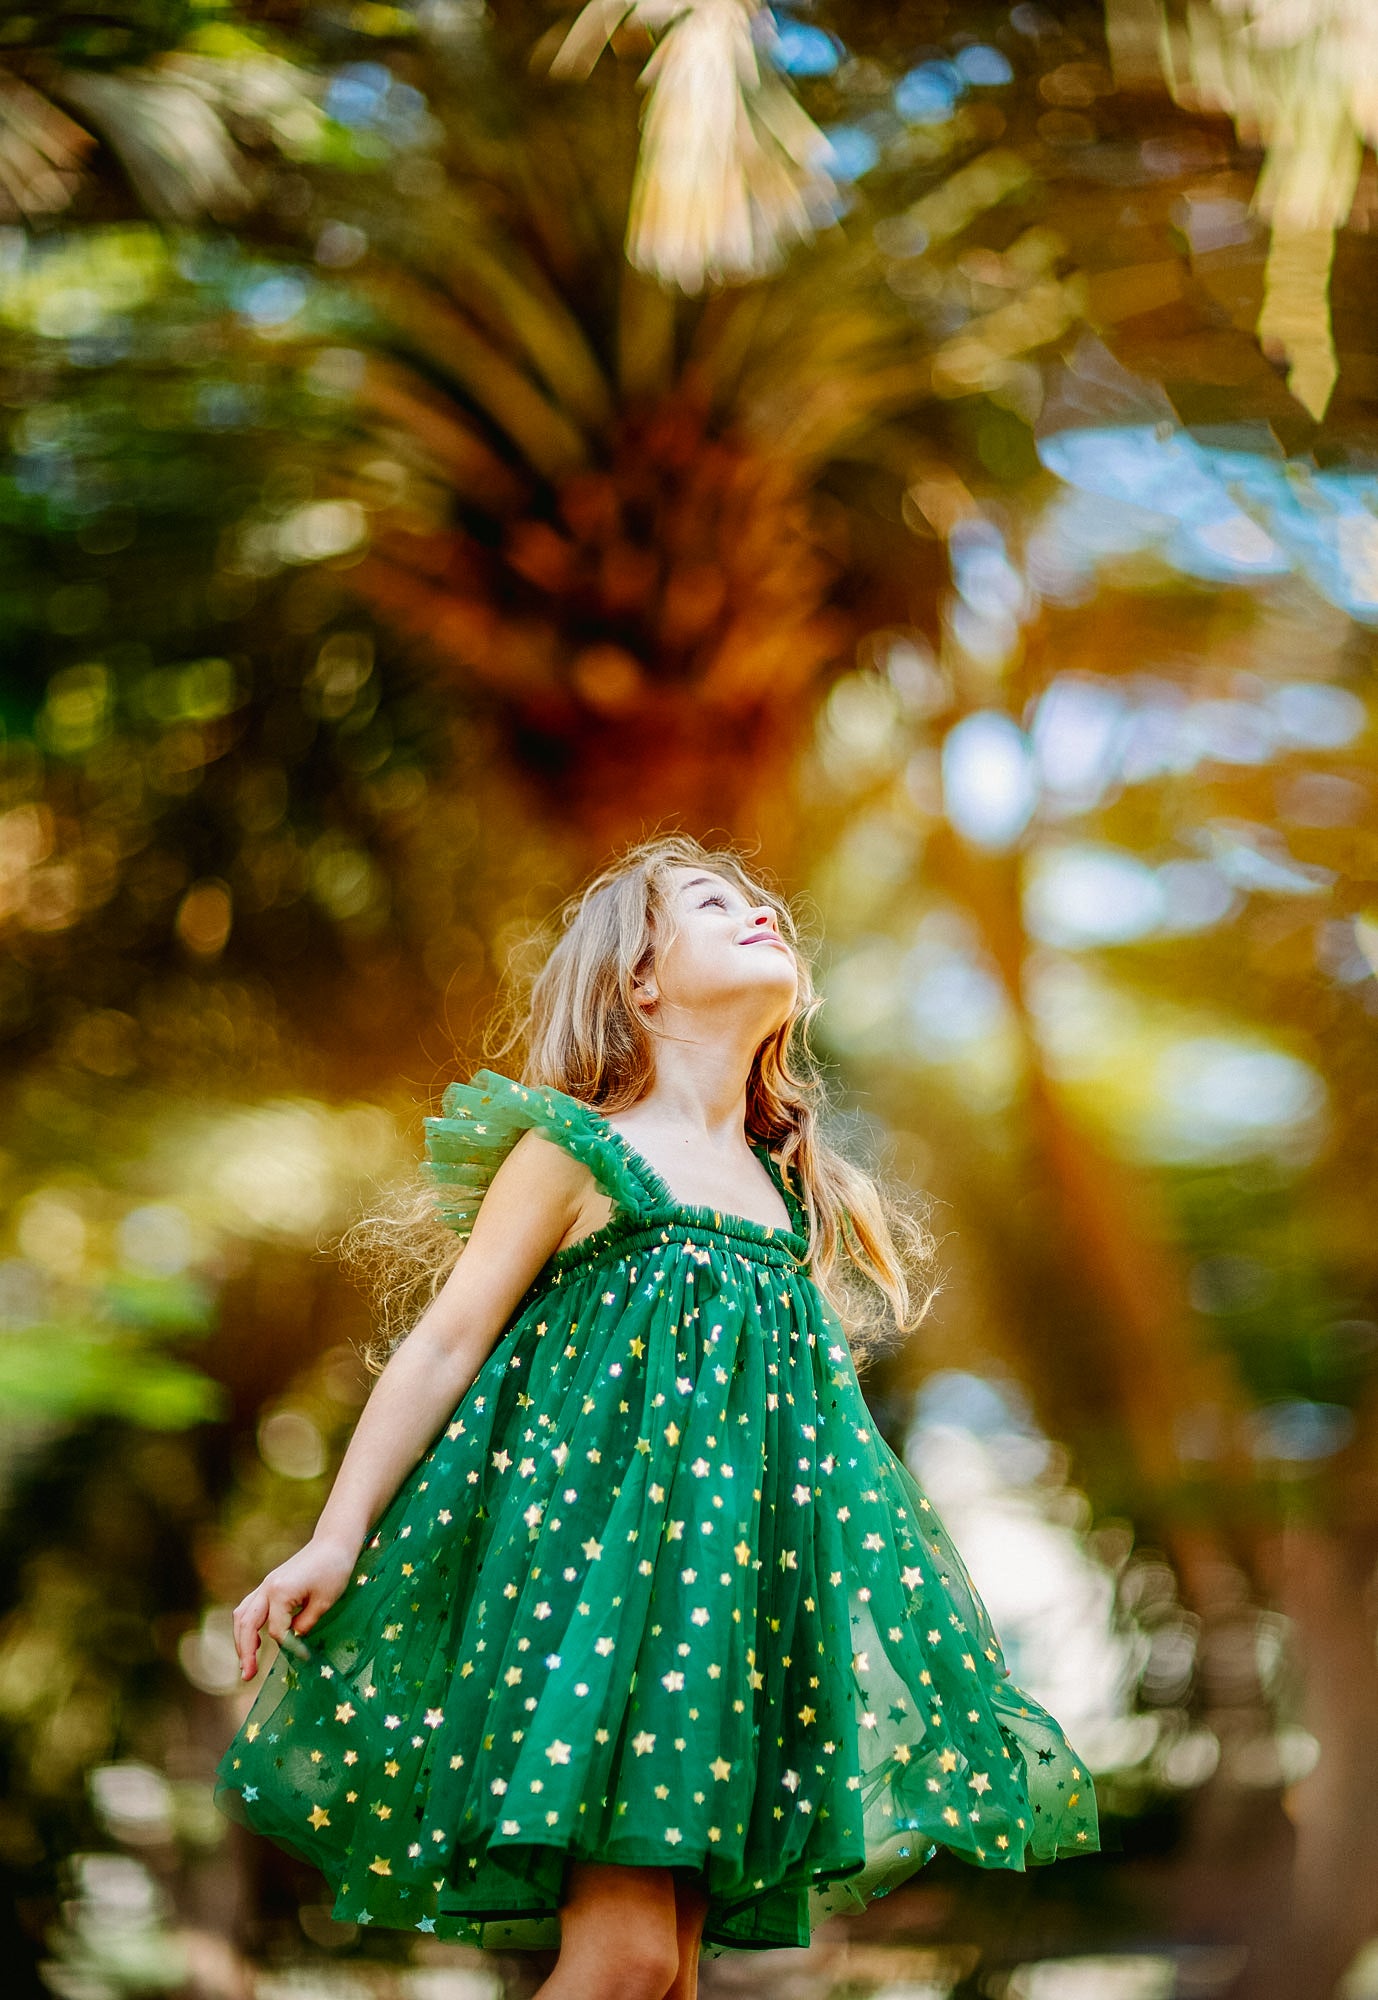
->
<box><xmin>0</xmin><ymin>77</ymin><xmax>94</xmax><ymax>219</ymax></box>
<box><xmin>550</xmin><ymin>0</ymin><xmax>835</xmax><ymax>293</ymax></box>
<box><xmin>359</xmin><ymin>357</ymin><xmax>528</xmax><ymax>508</ymax></box>
<box><xmin>58</xmin><ymin>65</ymin><xmax>249</xmax><ymax>218</ymax></box>
<box><xmin>356</xmin><ymin>266</ymin><xmax>593</xmax><ymax>481</ymax></box>
<box><xmin>401</xmin><ymin>190</ymin><xmax>615</xmax><ymax>434</ymax></box>
<box><xmin>3</xmin><ymin>35</ymin><xmax>328</xmax><ymax>224</ymax></box>
<box><xmin>1111</xmin><ymin>0</ymin><xmax>1378</xmax><ymax>414</ymax></box>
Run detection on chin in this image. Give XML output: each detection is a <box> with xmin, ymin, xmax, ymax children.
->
<box><xmin>738</xmin><ymin>940</ymin><xmax>796</xmax><ymax>973</ymax></box>
<box><xmin>747</xmin><ymin>964</ymin><xmax>799</xmax><ymax>1024</ymax></box>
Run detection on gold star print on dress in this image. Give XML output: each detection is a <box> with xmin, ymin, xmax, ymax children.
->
<box><xmin>214</xmin><ymin>1071</ymin><xmax>1098</xmax><ymax>1954</ymax></box>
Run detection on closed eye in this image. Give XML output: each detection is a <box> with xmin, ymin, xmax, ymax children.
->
<box><xmin>699</xmin><ymin>893</ymin><xmax>730</xmax><ymax>910</ymax></box>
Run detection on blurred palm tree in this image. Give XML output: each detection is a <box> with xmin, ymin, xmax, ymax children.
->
<box><xmin>298</xmin><ymin>6</ymin><xmax>1089</xmax><ymax>848</ymax></box>
<box><xmin>0</xmin><ymin>2</ymin><xmax>1082</xmax><ymax>845</ymax></box>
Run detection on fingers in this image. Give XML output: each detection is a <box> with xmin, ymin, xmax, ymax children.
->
<box><xmin>233</xmin><ymin>1584</ymin><xmax>269</xmax><ymax>1681</ymax></box>
<box><xmin>264</xmin><ymin>1587</ymin><xmax>306</xmax><ymax>1647</ymax></box>
<box><xmin>292</xmin><ymin>1592</ymin><xmax>324</xmax><ymax>1636</ymax></box>
<box><xmin>233</xmin><ymin>1581</ymin><xmax>305</xmax><ymax>1680</ymax></box>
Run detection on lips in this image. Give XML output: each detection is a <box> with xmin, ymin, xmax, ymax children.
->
<box><xmin>739</xmin><ymin>934</ymin><xmax>790</xmax><ymax>951</ymax></box>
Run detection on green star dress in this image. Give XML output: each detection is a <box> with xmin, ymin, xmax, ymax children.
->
<box><xmin>215</xmin><ymin>1069</ymin><xmax>1098</xmax><ymax>1954</ymax></box>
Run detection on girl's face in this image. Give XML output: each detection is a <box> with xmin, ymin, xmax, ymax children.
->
<box><xmin>641</xmin><ymin>865</ymin><xmax>799</xmax><ymax>1036</ymax></box>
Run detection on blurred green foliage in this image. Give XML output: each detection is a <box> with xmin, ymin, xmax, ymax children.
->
<box><xmin>0</xmin><ymin>5</ymin><xmax>208</xmax><ymax>69</ymax></box>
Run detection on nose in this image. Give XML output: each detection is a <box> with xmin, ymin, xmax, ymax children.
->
<box><xmin>749</xmin><ymin>906</ymin><xmax>780</xmax><ymax>934</ymax></box>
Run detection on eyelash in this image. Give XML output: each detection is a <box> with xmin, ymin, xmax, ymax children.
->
<box><xmin>700</xmin><ymin>893</ymin><xmax>730</xmax><ymax>910</ymax></box>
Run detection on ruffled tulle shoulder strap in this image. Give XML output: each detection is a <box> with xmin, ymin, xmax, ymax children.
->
<box><xmin>422</xmin><ymin>1068</ymin><xmax>647</xmax><ymax>1240</ymax></box>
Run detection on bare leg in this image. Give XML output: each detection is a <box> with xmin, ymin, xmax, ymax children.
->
<box><xmin>661</xmin><ymin>1867</ymin><xmax>711</xmax><ymax>2000</ymax></box>
<box><xmin>532</xmin><ymin>1859</ymin><xmax>682</xmax><ymax>2000</ymax></box>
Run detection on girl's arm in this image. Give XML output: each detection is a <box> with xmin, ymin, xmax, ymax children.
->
<box><xmin>231</xmin><ymin>1130</ymin><xmax>600</xmax><ymax>1680</ymax></box>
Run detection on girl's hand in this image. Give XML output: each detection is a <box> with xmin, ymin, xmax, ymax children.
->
<box><xmin>232</xmin><ymin>1536</ymin><xmax>359</xmax><ymax>1682</ymax></box>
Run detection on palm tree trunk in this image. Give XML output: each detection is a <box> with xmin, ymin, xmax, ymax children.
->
<box><xmin>1229</xmin><ymin>1520</ymin><xmax>1378</xmax><ymax>2000</ymax></box>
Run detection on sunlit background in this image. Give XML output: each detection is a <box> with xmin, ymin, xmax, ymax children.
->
<box><xmin>2</xmin><ymin>3</ymin><xmax>1377</xmax><ymax>1999</ymax></box>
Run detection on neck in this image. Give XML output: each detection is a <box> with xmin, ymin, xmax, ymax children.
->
<box><xmin>638</xmin><ymin>1012</ymin><xmax>762</xmax><ymax>1143</ymax></box>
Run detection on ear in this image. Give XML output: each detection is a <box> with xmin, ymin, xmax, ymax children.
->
<box><xmin>630</xmin><ymin>935</ymin><xmax>660</xmax><ymax>1014</ymax></box>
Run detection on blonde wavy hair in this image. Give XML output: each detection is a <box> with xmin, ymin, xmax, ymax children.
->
<box><xmin>342</xmin><ymin>834</ymin><xmax>939</xmax><ymax>1372</ymax></box>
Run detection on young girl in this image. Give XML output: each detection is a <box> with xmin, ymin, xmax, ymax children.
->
<box><xmin>216</xmin><ymin>834</ymin><xmax>1098</xmax><ymax>1994</ymax></box>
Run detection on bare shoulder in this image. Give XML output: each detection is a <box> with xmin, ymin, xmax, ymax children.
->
<box><xmin>494</xmin><ymin>1125</ymin><xmax>614</xmax><ymax>1253</ymax></box>
<box><xmin>423</xmin><ymin>1123</ymin><xmax>608</xmax><ymax>1339</ymax></box>
<box><xmin>477</xmin><ymin>1125</ymin><xmax>603</xmax><ymax>1221</ymax></box>
<box><xmin>510</xmin><ymin>1124</ymin><xmax>598</xmax><ymax>1181</ymax></box>
<box><xmin>478</xmin><ymin>1125</ymin><xmax>588</xmax><ymax>1190</ymax></box>
<box><xmin>455</xmin><ymin>1125</ymin><xmax>607</xmax><ymax>1281</ymax></box>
